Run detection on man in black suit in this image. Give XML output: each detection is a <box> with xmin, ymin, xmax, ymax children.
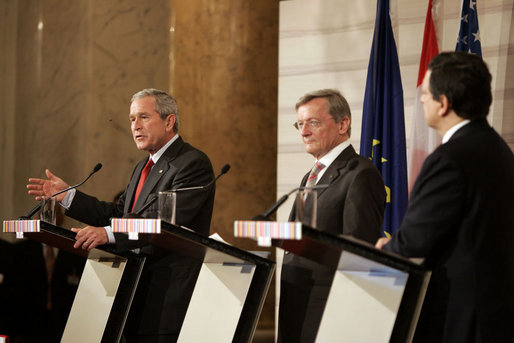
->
<box><xmin>278</xmin><ymin>89</ymin><xmax>386</xmax><ymax>342</ymax></box>
<box><xmin>376</xmin><ymin>52</ymin><xmax>514</xmax><ymax>342</ymax></box>
<box><xmin>27</xmin><ymin>88</ymin><xmax>215</xmax><ymax>342</ymax></box>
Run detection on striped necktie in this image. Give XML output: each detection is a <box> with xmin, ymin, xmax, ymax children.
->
<box><xmin>305</xmin><ymin>161</ymin><xmax>325</xmax><ymax>188</ymax></box>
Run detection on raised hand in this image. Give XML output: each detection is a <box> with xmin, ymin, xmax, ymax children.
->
<box><xmin>27</xmin><ymin>169</ymin><xmax>70</xmax><ymax>202</ymax></box>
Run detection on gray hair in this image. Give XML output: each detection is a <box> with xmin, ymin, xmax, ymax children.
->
<box><xmin>295</xmin><ymin>88</ymin><xmax>352</xmax><ymax>137</ymax></box>
<box><xmin>131</xmin><ymin>88</ymin><xmax>180</xmax><ymax>133</ymax></box>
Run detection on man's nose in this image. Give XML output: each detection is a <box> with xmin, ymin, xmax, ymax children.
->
<box><xmin>300</xmin><ymin>125</ymin><xmax>311</xmax><ymax>135</ymax></box>
<box><xmin>132</xmin><ymin>118</ymin><xmax>141</xmax><ymax>129</ymax></box>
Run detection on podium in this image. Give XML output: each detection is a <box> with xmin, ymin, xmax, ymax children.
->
<box><xmin>235</xmin><ymin>222</ymin><xmax>430</xmax><ymax>343</ymax></box>
<box><xmin>130</xmin><ymin>220</ymin><xmax>275</xmax><ymax>343</ymax></box>
<box><xmin>4</xmin><ymin>219</ymin><xmax>275</xmax><ymax>342</ymax></box>
<box><xmin>3</xmin><ymin>220</ymin><xmax>145</xmax><ymax>342</ymax></box>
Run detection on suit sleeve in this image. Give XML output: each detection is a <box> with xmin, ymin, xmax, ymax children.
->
<box><xmin>343</xmin><ymin>166</ymin><xmax>386</xmax><ymax>243</ymax></box>
<box><xmin>384</xmin><ymin>151</ymin><xmax>465</xmax><ymax>258</ymax></box>
<box><xmin>65</xmin><ymin>190</ymin><xmax>124</xmax><ymax>227</ymax></box>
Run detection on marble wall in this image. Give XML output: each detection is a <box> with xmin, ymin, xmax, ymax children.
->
<box><xmin>1</xmin><ymin>0</ymin><xmax>171</xmax><ymax>232</ymax></box>
<box><xmin>171</xmin><ymin>0</ymin><xmax>279</xmax><ymax>246</ymax></box>
<box><xmin>170</xmin><ymin>2</ymin><xmax>279</xmax><ymax>334</ymax></box>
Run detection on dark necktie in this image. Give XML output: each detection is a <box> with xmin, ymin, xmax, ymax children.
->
<box><xmin>131</xmin><ymin>158</ymin><xmax>154</xmax><ymax>211</ymax></box>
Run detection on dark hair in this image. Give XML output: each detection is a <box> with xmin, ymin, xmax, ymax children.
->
<box><xmin>428</xmin><ymin>51</ymin><xmax>492</xmax><ymax>119</ymax></box>
<box><xmin>131</xmin><ymin>88</ymin><xmax>180</xmax><ymax>132</ymax></box>
<box><xmin>295</xmin><ymin>88</ymin><xmax>352</xmax><ymax>137</ymax></box>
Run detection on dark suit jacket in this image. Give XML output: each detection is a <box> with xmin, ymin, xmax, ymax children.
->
<box><xmin>279</xmin><ymin>144</ymin><xmax>386</xmax><ymax>343</ymax></box>
<box><xmin>385</xmin><ymin>119</ymin><xmax>514</xmax><ymax>343</ymax></box>
<box><xmin>65</xmin><ymin>136</ymin><xmax>215</xmax><ymax>337</ymax></box>
<box><xmin>290</xmin><ymin>144</ymin><xmax>386</xmax><ymax>241</ymax></box>
<box><xmin>66</xmin><ymin>136</ymin><xmax>214</xmax><ymax>237</ymax></box>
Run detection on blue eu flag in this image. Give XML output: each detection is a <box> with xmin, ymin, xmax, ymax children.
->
<box><xmin>360</xmin><ymin>0</ymin><xmax>408</xmax><ymax>236</ymax></box>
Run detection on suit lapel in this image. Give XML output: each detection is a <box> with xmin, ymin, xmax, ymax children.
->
<box><xmin>316</xmin><ymin>145</ymin><xmax>358</xmax><ymax>198</ymax></box>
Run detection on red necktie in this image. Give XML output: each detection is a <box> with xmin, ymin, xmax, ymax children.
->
<box><xmin>131</xmin><ymin>158</ymin><xmax>154</xmax><ymax>211</ymax></box>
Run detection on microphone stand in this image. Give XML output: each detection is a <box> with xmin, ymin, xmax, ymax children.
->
<box><xmin>252</xmin><ymin>159</ymin><xmax>359</xmax><ymax>221</ymax></box>
<box><xmin>252</xmin><ymin>183</ymin><xmax>329</xmax><ymax>221</ymax></box>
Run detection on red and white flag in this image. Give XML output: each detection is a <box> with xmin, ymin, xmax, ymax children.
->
<box><xmin>407</xmin><ymin>0</ymin><xmax>441</xmax><ymax>193</ymax></box>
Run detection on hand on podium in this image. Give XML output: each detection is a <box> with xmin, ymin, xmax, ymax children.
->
<box><xmin>72</xmin><ymin>226</ymin><xmax>108</xmax><ymax>251</ymax></box>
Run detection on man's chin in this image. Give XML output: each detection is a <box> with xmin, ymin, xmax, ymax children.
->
<box><xmin>135</xmin><ymin>142</ymin><xmax>147</xmax><ymax>151</ymax></box>
<box><xmin>305</xmin><ymin>145</ymin><xmax>316</xmax><ymax>154</ymax></box>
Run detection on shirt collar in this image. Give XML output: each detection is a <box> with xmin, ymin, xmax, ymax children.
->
<box><xmin>149</xmin><ymin>134</ymin><xmax>179</xmax><ymax>163</ymax></box>
<box><xmin>442</xmin><ymin>120</ymin><xmax>470</xmax><ymax>144</ymax></box>
<box><xmin>318</xmin><ymin>140</ymin><xmax>351</xmax><ymax>168</ymax></box>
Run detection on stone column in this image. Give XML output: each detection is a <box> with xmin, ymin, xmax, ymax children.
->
<box><xmin>171</xmin><ymin>0</ymin><xmax>279</xmax><ymax>244</ymax></box>
<box><xmin>170</xmin><ymin>1</ymin><xmax>278</xmax><ymax>335</ymax></box>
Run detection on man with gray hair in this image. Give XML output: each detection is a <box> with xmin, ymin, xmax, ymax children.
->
<box><xmin>27</xmin><ymin>88</ymin><xmax>215</xmax><ymax>342</ymax></box>
<box><xmin>278</xmin><ymin>89</ymin><xmax>386</xmax><ymax>342</ymax></box>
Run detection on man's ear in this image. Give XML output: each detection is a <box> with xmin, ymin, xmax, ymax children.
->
<box><xmin>166</xmin><ymin>114</ymin><xmax>176</xmax><ymax>131</ymax></box>
<box><xmin>438</xmin><ymin>95</ymin><xmax>450</xmax><ymax>117</ymax></box>
<box><xmin>339</xmin><ymin>117</ymin><xmax>350</xmax><ymax>135</ymax></box>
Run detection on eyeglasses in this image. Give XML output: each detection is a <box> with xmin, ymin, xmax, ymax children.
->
<box><xmin>293</xmin><ymin>119</ymin><xmax>323</xmax><ymax>131</ymax></box>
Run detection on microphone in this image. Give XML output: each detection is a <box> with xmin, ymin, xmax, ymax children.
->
<box><xmin>20</xmin><ymin>163</ymin><xmax>103</xmax><ymax>219</ymax></box>
<box><xmin>124</xmin><ymin>163</ymin><xmax>231</xmax><ymax>218</ymax></box>
<box><xmin>251</xmin><ymin>158</ymin><xmax>359</xmax><ymax>221</ymax></box>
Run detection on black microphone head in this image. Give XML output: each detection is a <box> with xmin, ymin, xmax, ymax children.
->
<box><xmin>221</xmin><ymin>164</ymin><xmax>230</xmax><ymax>175</ymax></box>
<box><xmin>93</xmin><ymin>163</ymin><xmax>103</xmax><ymax>173</ymax></box>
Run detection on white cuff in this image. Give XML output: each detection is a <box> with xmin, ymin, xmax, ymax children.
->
<box><xmin>60</xmin><ymin>188</ymin><xmax>76</xmax><ymax>209</ymax></box>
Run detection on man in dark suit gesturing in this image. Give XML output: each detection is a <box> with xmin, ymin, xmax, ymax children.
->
<box><xmin>27</xmin><ymin>88</ymin><xmax>215</xmax><ymax>342</ymax></box>
<box><xmin>278</xmin><ymin>89</ymin><xmax>386</xmax><ymax>342</ymax></box>
<box><xmin>376</xmin><ymin>52</ymin><xmax>514</xmax><ymax>342</ymax></box>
